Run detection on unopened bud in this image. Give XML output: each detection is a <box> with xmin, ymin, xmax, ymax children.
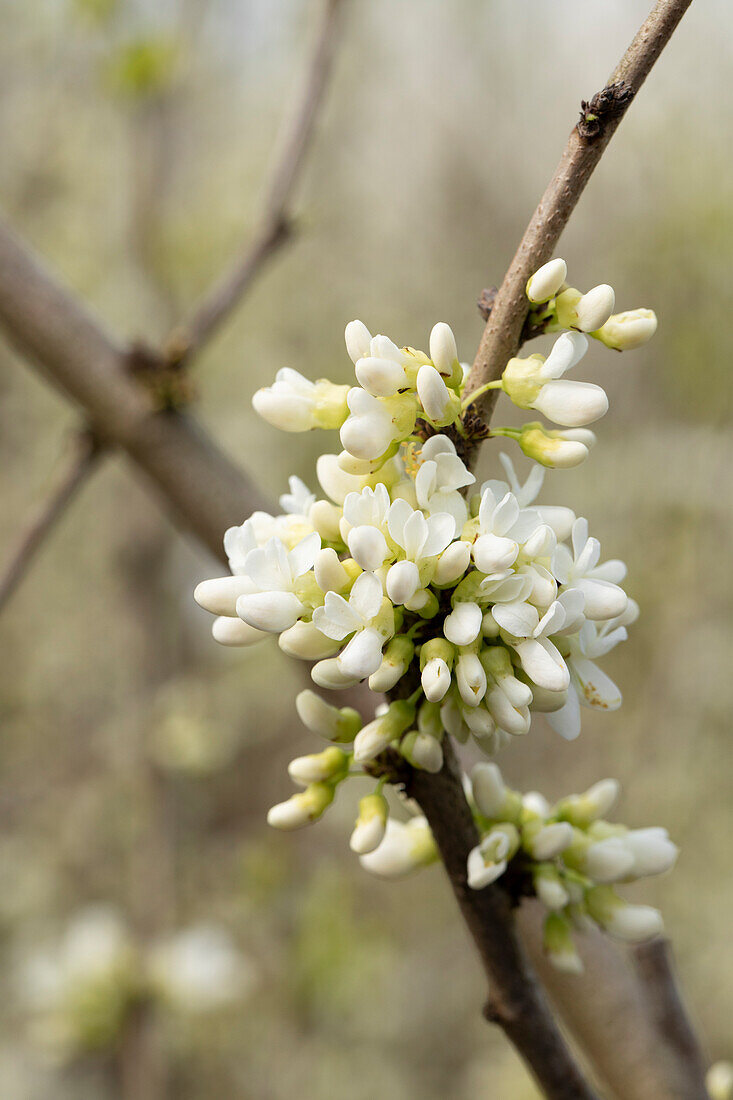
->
<box><xmin>295</xmin><ymin>690</ymin><xmax>362</xmax><ymax>742</ymax></box>
<box><xmin>526</xmin><ymin>258</ymin><xmax>567</xmax><ymax>304</ymax></box>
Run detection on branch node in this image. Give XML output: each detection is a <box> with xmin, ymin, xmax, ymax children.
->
<box><xmin>126</xmin><ymin>341</ymin><xmax>196</xmax><ymax>411</ymax></box>
<box><xmin>577</xmin><ymin>81</ymin><xmax>635</xmax><ymax>141</ymax></box>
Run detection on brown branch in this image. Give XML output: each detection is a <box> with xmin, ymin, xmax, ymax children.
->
<box><xmin>164</xmin><ymin>0</ymin><xmax>346</xmax><ymax>363</ymax></box>
<box><xmin>463</xmin><ymin>0</ymin><xmax>694</xmax><ymax>442</ymax></box>
<box><xmin>0</xmin><ymin>216</ymin><xmax>269</xmax><ymax>564</ymax></box>
<box><xmin>0</xmin><ymin>431</ymin><xmax>101</xmax><ymax>613</ymax></box>
<box><xmin>633</xmin><ymin>938</ymin><xmax>709</xmax><ymax>1094</ymax></box>
<box><xmin>409</xmin><ymin>741</ymin><xmax>598</xmax><ymax>1100</ymax></box>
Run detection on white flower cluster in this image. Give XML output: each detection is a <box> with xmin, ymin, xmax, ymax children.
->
<box><xmin>194</xmin><ymin>258</ymin><xmax>673</xmax><ymax>965</ymax></box>
<box><xmin>18</xmin><ymin>907</ymin><xmax>254</xmax><ymax>1056</ymax></box>
<box><xmin>463</xmin><ymin>763</ymin><xmax>677</xmax><ymax>971</ymax></box>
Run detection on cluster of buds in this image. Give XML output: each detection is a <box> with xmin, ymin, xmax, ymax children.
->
<box><xmin>463</xmin><ymin>764</ymin><xmax>677</xmax><ymax>970</ymax></box>
<box><xmin>194</xmin><ymin>258</ymin><xmax>674</xmax><ymax>967</ymax></box>
<box><xmin>18</xmin><ymin>907</ymin><xmax>253</xmax><ymax>1056</ymax></box>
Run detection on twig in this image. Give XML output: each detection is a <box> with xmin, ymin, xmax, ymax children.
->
<box><xmin>633</xmin><ymin>938</ymin><xmax>709</xmax><ymax>1096</ymax></box>
<box><xmin>408</xmin><ymin>741</ymin><xmax>598</xmax><ymax>1100</ymax></box>
<box><xmin>462</xmin><ymin>0</ymin><xmax>694</xmax><ymax>445</ymax></box>
<box><xmin>164</xmin><ymin>0</ymin><xmax>346</xmax><ymax>363</ymax></box>
<box><xmin>0</xmin><ymin>431</ymin><xmax>100</xmax><ymax>613</ymax></box>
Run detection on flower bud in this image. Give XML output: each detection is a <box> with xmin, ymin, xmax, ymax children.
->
<box><xmin>279</xmin><ymin>620</ymin><xmax>340</xmax><ymax>660</ymax></box>
<box><xmin>211</xmin><ymin>616</ymin><xmax>268</xmax><ymax>647</ymax></box>
<box><xmin>517</xmin><ymin>423</ymin><xmax>589</xmax><ymax>469</ymax></box>
<box><xmin>253</xmin><ymin>371</ymin><xmax>350</xmax><ymax>432</ymax></box>
<box><xmin>386</xmin><ymin>560</ymin><xmax>421</xmax><ymax>605</ymax></box>
<box><xmin>311</xmin><ymin>657</ymin><xmax>360</xmax><ymax>690</ymax></box>
<box><xmin>345</xmin><ymin>319</ymin><xmax>372</xmax><ymax>364</ymax></box>
<box><xmin>525</xmin><ymin>821</ymin><xmax>574</xmax><ymax>860</ymax></box>
<box><xmin>532</xmin><ymin>379</ymin><xmax>609</xmax><ymax>427</ymax></box>
<box><xmin>416</xmin><ymin>364</ymin><xmax>457</xmax><ymax>424</ymax></box>
<box><xmin>267</xmin><ymin>782</ymin><xmax>335</xmax><ymax>830</ymax></box>
<box><xmin>466</xmin><ymin>824</ymin><xmax>519</xmax><ymax>890</ymax></box>
<box><xmin>443</xmin><ymin>601</ymin><xmax>483</xmax><ymax>646</ymax></box>
<box><xmin>368</xmin><ymin>635</ymin><xmax>414</xmax><ymax>692</ymax></box>
<box><xmin>194</xmin><ymin>575</ymin><xmax>256</xmax><ymax>617</ymax></box>
<box><xmin>400</xmin><ymin>730</ymin><xmax>444</xmax><ymax>773</ymax></box>
<box><xmin>308</xmin><ymin>500</ymin><xmax>343</xmax><ymax>542</ymax></box>
<box><xmin>585</xmin><ymin>886</ymin><xmax>663</xmax><ymax>942</ymax></box>
<box><xmin>623</xmin><ymin>827</ymin><xmax>678</xmax><ymax>878</ymax></box>
<box><xmin>574</xmin><ymin>284</ymin><xmax>616</xmax><ymax>332</ymax></box>
<box><xmin>347</xmin><ymin>525</ymin><xmax>390</xmax><ymax>571</ymax></box>
<box><xmin>288</xmin><ymin>746</ymin><xmax>349</xmax><ymax>785</ymax></box>
<box><xmin>359</xmin><ymin>816</ymin><xmax>437</xmax><ymax>878</ymax></box>
<box><xmin>295</xmin><ymin>690</ymin><xmax>363</xmax><ymax>742</ymax></box>
<box><xmin>429</xmin><ymin>322</ymin><xmax>459</xmax><ymax>375</ymax></box>
<box><xmin>543</xmin><ymin>913</ymin><xmax>583</xmax><ymax>974</ymax></box>
<box><xmin>556</xmin><ymin>778</ymin><xmax>620</xmax><ymax>827</ymax></box>
<box><xmin>593</xmin><ymin>308</ymin><xmax>657</xmax><ymax>350</ymax></box>
<box><xmin>433</xmin><ymin>541</ymin><xmax>471</xmax><ymax>586</ymax></box>
<box><xmin>355</xmin><ymin>356</ymin><xmax>407</xmax><ymax>397</ymax></box>
<box><xmin>421</xmin><ymin>657</ymin><xmax>451</xmax><ymax>702</ymax></box>
<box><xmin>456</xmin><ymin>652</ymin><xmax>488</xmax><ymax>707</ymax></box>
<box><xmin>526</xmin><ymin>258</ymin><xmax>567</xmax><ymax>304</ymax></box>
<box><xmin>707</xmin><ymin>1062</ymin><xmax>733</xmax><ymax>1100</ymax></box>
<box><xmin>314</xmin><ymin>547</ymin><xmax>351</xmax><ymax>593</ymax></box>
<box><xmin>583</xmin><ymin>837</ymin><xmax>636</xmax><ymax>883</ymax></box>
<box><xmin>350</xmin><ymin>792</ymin><xmax>389</xmax><ymax>854</ymax></box>
<box><xmin>534</xmin><ymin>866</ymin><xmax>570</xmax><ymax>910</ymax></box>
<box><xmin>353</xmin><ymin>700</ymin><xmax>415</xmax><ymax>763</ymax></box>
<box><xmin>471</xmin><ymin>762</ymin><xmax>510</xmax><ymax>819</ymax></box>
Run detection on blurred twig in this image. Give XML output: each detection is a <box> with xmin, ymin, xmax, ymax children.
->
<box><xmin>164</xmin><ymin>0</ymin><xmax>346</xmax><ymax>364</ymax></box>
<box><xmin>0</xmin><ymin>431</ymin><xmax>101</xmax><ymax>613</ymax></box>
<box><xmin>462</xmin><ymin>0</ymin><xmax>695</xmax><ymax>446</ymax></box>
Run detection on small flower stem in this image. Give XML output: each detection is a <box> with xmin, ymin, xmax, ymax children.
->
<box><xmin>461</xmin><ymin>379</ymin><xmax>503</xmax><ymax>412</ymax></box>
<box><xmin>489</xmin><ymin>427</ymin><xmax>521</xmax><ymax>440</ymax></box>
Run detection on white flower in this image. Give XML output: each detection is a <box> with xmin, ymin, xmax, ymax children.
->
<box><xmin>413</xmin><ymin>435</ymin><xmax>475</xmax><ymax>533</ymax></box>
<box><xmin>526</xmin><ymin>821</ymin><xmax>574</xmax><ymax>860</ymax></box>
<box><xmin>340</xmin><ymin>388</ymin><xmax>415</xmax><ymax>460</ymax></box>
<box><xmin>149</xmin><ymin>926</ymin><xmax>254</xmax><ymax>1013</ymax></box>
<box><xmin>472</xmin><ymin>487</ymin><xmax>540</xmax><ymax>574</ymax></box>
<box><xmin>385</xmin><ymin>499</ymin><xmax>454</xmax><ymax>604</ymax></box>
<box><xmin>552</xmin><ymin>518</ymin><xmax>627</xmax><ymax>621</ymax></box>
<box><xmin>295</xmin><ymin>689</ymin><xmax>363</xmax><ymax>742</ymax></box>
<box><xmin>470</xmin><ymin>762</ymin><xmax>508</xmax><ymax>819</ymax></box>
<box><xmin>211</xmin><ymin>616</ymin><xmax>268</xmax><ymax>647</ymax></box>
<box><xmin>421</xmin><ymin>657</ymin><xmax>452</xmax><ymax>702</ymax></box>
<box><xmin>312</xmin><ymin>571</ymin><xmax>392</xmax><ymax>679</ymax></box>
<box><xmin>353</xmin><ymin>335</ymin><xmax>411</xmax><ymax>397</ymax></box>
<box><xmin>350</xmin><ymin>792</ymin><xmax>388</xmax><ymax>854</ymax></box>
<box><xmin>252</xmin><ymin>368</ymin><xmax>349</xmax><ymax>431</ymax></box>
<box><xmin>502</xmin><ymin>333</ymin><xmax>609</xmax><ymax>427</ymax></box>
<box><xmin>279</xmin><ymin>476</ymin><xmax>316</xmax><ymax>516</ymax></box>
<box><xmin>492</xmin><ymin>591</ymin><xmax>583</xmax><ymax>693</ymax></box>
<box><xmin>583</xmin><ymin>837</ymin><xmax>636</xmax><ymax>883</ymax></box>
<box><xmin>342</xmin><ymin>484</ymin><xmax>392</xmax><ymax>570</ymax></box>
<box><xmin>267</xmin><ymin>782</ymin><xmax>334</xmax><ymax>829</ymax></box>
<box><xmin>493</xmin><ymin>453</ymin><xmax>576</xmax><ymax>541</ymax></box>
<box><xmin>359</xmin><ymin>816</ymin><xmax>436</xmax><ymax>878</ymax></box>
<box><xmin>235</xmin><ymin>532</ymin><xmax>321</xmax><ymax>633</ymax></box>
<box><xmin>467</xmin><ymin>831</ymin><xmax>510</xmax><ymax>890</ymax></box>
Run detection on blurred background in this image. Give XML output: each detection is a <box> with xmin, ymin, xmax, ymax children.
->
<box><xmin>0</xmin><ymin>0</ymin><xmax>730</xmax><ymax>1096</ymax></box>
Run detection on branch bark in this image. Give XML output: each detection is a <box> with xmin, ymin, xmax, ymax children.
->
<box><xmin>463</xmin><ymin>0</ymin><xmax>694</xmax><ymax>439</ymax></box>
<box><xmin>164</xmin><ymin>0</ymin><xmax>346</xmax><ymax>363</ymax></box>
<box><xmin>0</xmin><ymin>431</ymin><xmax>100</xmax><ymax>612</ymax></box>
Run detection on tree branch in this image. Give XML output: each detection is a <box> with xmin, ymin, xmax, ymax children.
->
<box><xmin>0</xmin><ymin>216</ymin><xmax>269</xmax><ymax>564</ymax></box>
<box><xmin>164</xmin><ymin>0</ymin><xmax>346</xmax><ymax>363</ymax></box>
<box><xmin>0</xmin><ymin>431</ymin><xmax>101</xmax><ymax>613</ymax></box>
<box><xmin>408</xmin><ymin>741</ymin><xmax>599</xmax><ymax>1100</ymax></box>
<box><xmin>463</xmin><ymin>0</ymin><xmax>694</xmax><ymax>439</ymax></box>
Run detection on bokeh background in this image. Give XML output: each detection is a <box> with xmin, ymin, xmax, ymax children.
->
<box><xmin>0</xmin><ymin>1</ymin><xmax>730</xmax><ymax>1096</ymax></box>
